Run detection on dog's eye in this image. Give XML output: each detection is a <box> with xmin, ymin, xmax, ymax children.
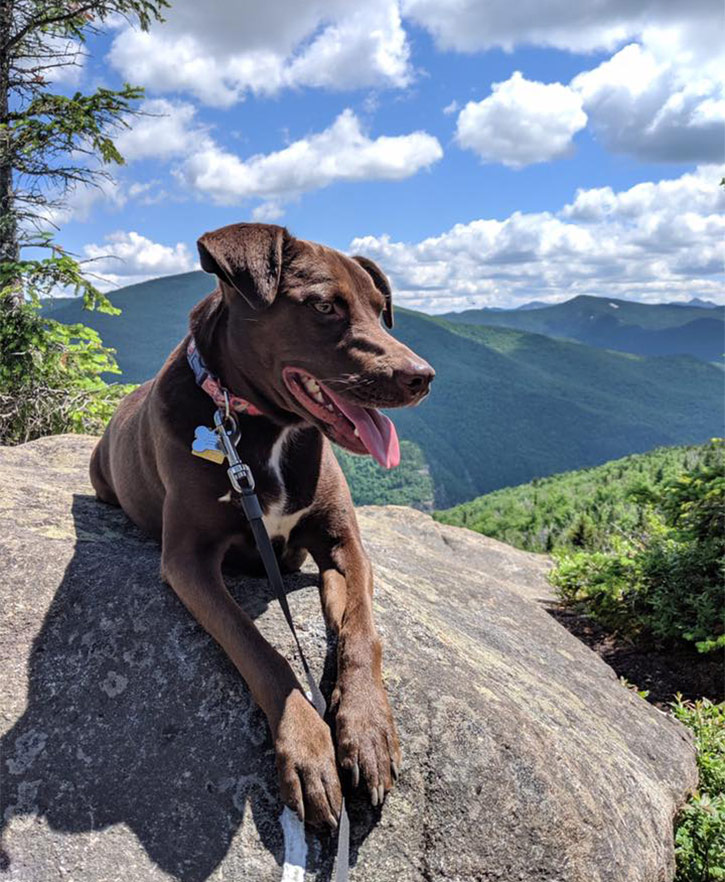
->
<box><xmin>311</xmin><ymin>301</ymin><xmax>334</xmax><ymax>315</ymax></box>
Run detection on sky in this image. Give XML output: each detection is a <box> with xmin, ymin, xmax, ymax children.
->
<box><xmin>46</xmin><ymin>0</ymin><xmax>724</xmax><ymax>311</ymax></box>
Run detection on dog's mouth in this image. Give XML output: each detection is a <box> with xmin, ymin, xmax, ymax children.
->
<box><xmin>282</xmin><ymin>367</ymin><xmax>400</xmax><ymax>469</ymax></box>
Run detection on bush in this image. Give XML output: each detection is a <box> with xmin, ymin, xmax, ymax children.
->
<box><xmin>673</xmin><ymin>698</ymin><xmax>725</xmax><ymax>881</ymax></box>
<box><xmin>549</xmin><ymin>442</ymin><xmax>724</xmax><ymax>653</ymax></box>
<box><xmin>0</xmin><ymin>299</ymin><xmax>132</xmax><ymax>444</ymax></box>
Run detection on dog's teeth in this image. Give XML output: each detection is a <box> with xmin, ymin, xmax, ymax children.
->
<box><xmin>353</xmin><ymin>428</ymin><xmax>360</xmax><ymax>437</ymax></box>
<box><xmin>326</xmin><ymin>404</ymin><xmax>334</xmax><ymax>412</ymax></box>
<box><xmin>302</xmin><ymin>377</ymin><xmax>320</xmax><ymax>395</ymax></box>
<box><xmin>313</xmin><ymin>392</ymin><xmax>324</xmax><ymax>403</ymax></box>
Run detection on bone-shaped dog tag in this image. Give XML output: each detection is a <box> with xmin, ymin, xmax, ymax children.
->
<box><xmin>191</xmin><ymin>425</ymin><xmax>226</xmax><ymax>464</ymax></box>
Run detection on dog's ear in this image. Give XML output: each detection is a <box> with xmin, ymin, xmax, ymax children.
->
<box><xmin>352</xmin><ymin>255</ymin><xmax>394</xmax><ymax>329</ymax></box>
<box><xmin>197</xmin><ymin>223</ymin><xmax>286</xmax><ymax>310</ymax></box>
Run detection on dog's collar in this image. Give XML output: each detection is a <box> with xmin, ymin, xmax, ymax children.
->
<box><xmin>186</xmin><ymin>336</ymin><xmax>264</xmax><ymax>416</ymax></box>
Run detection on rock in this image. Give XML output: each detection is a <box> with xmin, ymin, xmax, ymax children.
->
<box><xmin>0</xmin><ymin>435</ymin><xmax>696</xmax><ymax>882</ymax></box>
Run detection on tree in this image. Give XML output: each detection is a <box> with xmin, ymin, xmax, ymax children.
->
<box><xmin>0</xmin><ymin>0</ymin><xmax>167</xmax><ymax>442</ymax></box>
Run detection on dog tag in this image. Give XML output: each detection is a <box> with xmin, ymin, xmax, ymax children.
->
<box><xmin>191</xmin><ymin>425</ymin><xmax>226</xmax><ymax>464</ymax></box>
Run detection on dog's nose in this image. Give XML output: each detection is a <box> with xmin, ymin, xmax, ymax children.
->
<box><xmin>395</xmin><ymin>360</ymin><xmax>435</xmax><ymax>396</ymax></box>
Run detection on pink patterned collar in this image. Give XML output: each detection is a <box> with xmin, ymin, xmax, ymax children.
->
<box><xmin>186</xmin><ymin>336</ymin><xmax>264</xmax><ymax>416</ymax></box>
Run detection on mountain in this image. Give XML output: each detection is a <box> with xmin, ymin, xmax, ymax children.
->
<box><xmin>515</xmin><ymin>300</ymin><xmax>550</xmax><ymax>311</ymax></box>
<box><xmin>435</xmin><ymin>441</ymin><xmax>722</xmax><ymax>552</ymax></box>
<box><xmin>42</xmin><ymin>273</ymin><xmax>725</xmax><ymax>506</ymax></box>
<box><xmin>442</xmin><ymin>294</ymin><xmax>724</xmax><ymax>362</ymax></box>
<box><xmin>669</xmin><ymin>297</ymin><xmax>720</xmax><ymax>309</ymax></box>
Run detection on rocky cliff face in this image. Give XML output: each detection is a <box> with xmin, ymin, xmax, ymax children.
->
<box><xmin>0</xmin><ymin>436</ymin><xmax>696</xmax><ymax>882</ymax></box>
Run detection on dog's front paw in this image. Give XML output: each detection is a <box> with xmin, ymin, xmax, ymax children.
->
<box><xmin>275</xmin><ymin>689</ymin><xmax>342</xmax><ymax>829</ymax></box>
<box><xmin>333</xmin><ymin>673</ymin><xmax>401</xmax><ymax>806</ymax></box>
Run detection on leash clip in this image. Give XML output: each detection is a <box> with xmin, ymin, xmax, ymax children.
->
<box><xmin>213</xmin><ymin>409</ymin><xmax>254</xmax><ymax>493</ymax></box>
<box><xmin>227</xmin><ymin>461</ymin><xmax>255</xmax><ymax>494</ymax></box>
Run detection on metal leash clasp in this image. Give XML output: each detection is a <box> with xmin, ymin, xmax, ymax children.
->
<box><xmin>213</xmin><ymin>408</ymin><xmax>254</xmax><ymax>493</ymax></box>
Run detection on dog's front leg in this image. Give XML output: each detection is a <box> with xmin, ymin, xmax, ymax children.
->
<box><xmin>315</xmin><ymin>537</ymin><xmax>401</xmax><ymax>806</ymax></box>
<box><xmin>160</xmin><ymin>513</ymin><xmax>341</xmax><ymax>828</ymax></box>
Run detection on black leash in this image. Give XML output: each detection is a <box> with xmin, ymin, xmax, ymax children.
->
<box><xmin>212</xmin><ymin>408</ymin><xmax>350</xmax><ymax>880</ymax></box>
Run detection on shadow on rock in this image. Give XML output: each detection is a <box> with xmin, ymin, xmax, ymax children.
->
<box><xmin>1</xmin><ymin>493</ymin><xmax>376</xmax><ymax>881</ymax></box>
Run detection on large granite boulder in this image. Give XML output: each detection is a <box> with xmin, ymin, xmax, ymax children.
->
<box><xmin>0</xmin><ymin>436</ymin><xmax>696</xmax><ymax>881</ymax></box>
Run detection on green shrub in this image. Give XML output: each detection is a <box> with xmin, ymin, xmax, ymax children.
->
<box><xmin>548</xmin><ymin>442</ymin><xmax>724</xmax><ymax>653</ymax></box>
<box><xmin>673</xmin><ymin>698</ymin><xmax>725</xmax><ymax>881</ymax></box>
<box><xmin>0</xmin><ymin>298</ymin><xmax>132</xmax><ymax>444</ymax></box>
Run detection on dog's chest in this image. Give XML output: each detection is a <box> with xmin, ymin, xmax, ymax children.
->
<box><xmin>220</xmin><ymin>426</ymin><xmax>311</xmax><ymax>542</ymax></box>
<box><xmin>263</xmin><ymin>428</ymin><xmax>312</xmax><ymax>540</ymax></box>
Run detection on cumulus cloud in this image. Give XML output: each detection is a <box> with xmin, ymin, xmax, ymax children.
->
<box><xmin>176</xmin><ymin>109</ymin><xmax>443</xmax><ymax>209</ymax></box>
<box><xmin>82</xmin><ymin>231</ymin><xmax>196</xmax><ymax>290</ymax></box>
<box><xmin>35</xmin><ymin>179</ymin><xmax>126</xmax><ymax>233</ymax></box>
<box><xmin>455</xmin><ymin>72</ymin><xmax>587</xmax><ymax>168</ymax></box>
<box><xmin>350</xmin><ymin>166</ymin><xmax>725</xmax><ymax>311</ymax></box>
<box><xmin>572</xmin><ymin>40</ymin><xmax>724</xmax><ymax>163</ymax></box>
<box><xmin>108</xmin><ymin>0</ymin><xmax>411</xmax><ymax>106</ymax></box>
<box><xmin>414</xmin><ymin>1</ymin><xmax>723</xmax><ymax>165</ymax></box>
<box><xmin>402</xmin><ymin>0</ymin><xmax>718</xmax><ymax>55</ymax></box>
<box><xmin>115</xmin><ymin>99</ymin><xmax>202</xmax><ymax>161</ymax></box>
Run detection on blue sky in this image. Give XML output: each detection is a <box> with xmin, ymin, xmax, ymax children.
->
<box><xmin>49</xmin><ymin>0</ymin><xmax>724</xmax><ymax>310</ymax></box>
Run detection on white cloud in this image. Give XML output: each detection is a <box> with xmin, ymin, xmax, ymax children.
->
<box><xmin>455</xmin><ymin>72</ymin><xmax>587</xmax><ymax>168</ymax></box>
<box><xmin>108</xmin><ymin>0</ymin><xmax>411</xmax><ymax>106</ymax></box>
<box><xmin>82</xmin><ymin>231</ymin><xmax>196</xmax><ymax>290</ymax></box>
<box><xmin>572</xmin><ymin>40</ymin><xmax>724</xmax><ymax>162</ymax></box>
<box><xmin>401</xmin><ymin>0</ymin><xmax>717</xmax><ymax>55</ymax></box>
<box><xmin>562</xmin><ymin>168</ymin><xmax>723</xmax><ymax>222</ymax></box>
<box><xmin>176</xmin><ymin>108</ymin><xmax>442</xmax><ymax>207</ymax></box>
<box><xmin>251</xmin><ymin>201</ymin><xmax>285</xmax><ymax>222</ymax></box>
<box><xmin>350</xmin><ymin>166</ymin><xmax>725</xmax><ymax>311</ymax></box>
<box><xmin>407</xmin><ymin>1</ymin><xmax>723</xmax><ymax>165</ymax></box>
<box><xmin>35</xmin><ymin>179</ymin><xmax>126</xmax><ymax>233</ymax></box>
<box><xmin>115</xmin><ymin>99</ymin><xmax>201</xmax><ymax>161</ymax></box>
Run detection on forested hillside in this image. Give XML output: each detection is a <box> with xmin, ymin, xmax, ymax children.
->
<box><xmin>337</xmin><ymin>440</ymin><xmax>434</xmax><ymax>509</ymax></box>
<box><xmin>435</xmin><ymin>441</ymin><xmax>722</xmax><ymax>552</ymax></box>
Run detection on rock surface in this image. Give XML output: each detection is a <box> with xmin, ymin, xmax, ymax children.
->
<box><xmin>0</xmin><ymin>435</ymin><xmax>696</xmax><ymax>882</ymax></box>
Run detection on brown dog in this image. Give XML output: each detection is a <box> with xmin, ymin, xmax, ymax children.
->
<box><xmin>90</xmin><ymin>222</ymin><xmax>434</xmax><ymax>828</ymax></box>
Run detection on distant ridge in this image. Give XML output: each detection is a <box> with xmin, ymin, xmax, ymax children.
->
<box><xmin>668</xmin><ymin>297</ymin><xmax>720</xmax><ymax>309</ymax></box>
<box><xmin>443</xmin><ymin>293</ymin><xmax>724</xmax><ymax>362</ymax></box>
<box><xmin>515</xmin><ymin>300</ymin><xmax>550</xmax><ymax>311</ymax></box>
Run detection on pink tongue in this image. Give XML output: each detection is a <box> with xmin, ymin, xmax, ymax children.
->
<box><xmin>324</xmin><ymin>388</ymin><xmax>400</xmax><ymax>469</ymax></box>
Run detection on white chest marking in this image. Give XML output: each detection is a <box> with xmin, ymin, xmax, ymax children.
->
<box><xmin>218</xmin><ymin>426</ymin><xmax>312</xmax><ymax>541</ymax></box>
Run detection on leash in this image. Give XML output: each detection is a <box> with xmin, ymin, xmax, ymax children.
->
<box><xmin>205</xmin><ymin>406</ymin><xmax>350</xmax><ymax>880</ymax></box>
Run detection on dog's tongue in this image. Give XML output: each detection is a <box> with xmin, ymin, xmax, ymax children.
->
<box><xmin>325</xmin><ymin>390</ymin><xmax>400</xmax><ymax>469</ymax></box>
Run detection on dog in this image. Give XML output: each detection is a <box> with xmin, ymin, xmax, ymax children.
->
<box><xmin>90</xmin><ymin>222</ymin><xmax>434</xmax><ymax>828</ymax></box>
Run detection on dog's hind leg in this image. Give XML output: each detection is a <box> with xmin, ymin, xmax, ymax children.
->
<box><xmin>89</xmin><ymin>441</ymin><xmax>119</xmax><ymax>506</ymax></box>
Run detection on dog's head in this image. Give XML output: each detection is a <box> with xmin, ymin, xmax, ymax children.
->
<box><xmin>197</xmin><ymin>222</ymin><xmax>434</xmax><ymax>469</ymax></box>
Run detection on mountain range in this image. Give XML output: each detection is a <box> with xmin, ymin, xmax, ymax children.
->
<box><xmin>43</xmin><ymin>274</ymin><xmax>725</xmax><ymax>506</ymax></box>
<box><xmin>442</xmin><ymin>294</ymin><xmax>724</xmax><ymax>362</ymax></box>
